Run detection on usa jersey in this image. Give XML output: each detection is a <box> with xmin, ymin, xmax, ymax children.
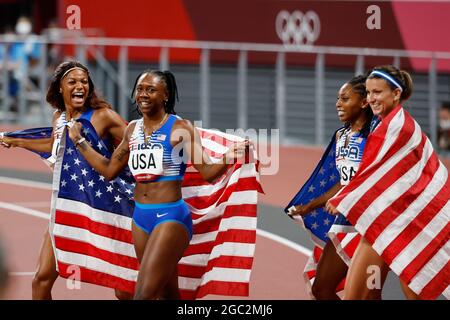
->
<box><xmin>128</xmin><ymin>114</ymin><xmax>186</xmax><ymax>182</ymax></box>
<box><xmin>335</xmin><ymin>127</ymin><xmax>367</xmax><ymax>185</ymax></box>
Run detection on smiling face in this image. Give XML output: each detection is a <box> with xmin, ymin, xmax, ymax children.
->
<box><xmin>60</xmin><ymin>69</ymin><xmax>89</xmax><ymax>109</ymax></box>
<box><xmin>135</xmin><ymin>73</ymin><xmax>168</xmax><ymax>116</ymax></box>
<box><xmin>366</xmin><ymin>78</ymin><xmax>402</xmax><ymax>118</ymax></box>
<box><xmin>336</xmin><ymin>83</ymin><xmax>366</xmax><ymax>124</ymax></box>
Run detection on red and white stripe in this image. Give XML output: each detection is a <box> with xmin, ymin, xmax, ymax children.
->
<box><xmin>329</xmin><ymin>106</ymin><xmax>450</xmax><ymax>300</ymax></box>
<box><xmin>178</xmin><ymin>128</ymin><xmax>261</xmax><ymax>299</ymax></box>
<box><xmin>52</xmin><ymin>198</ymin><xmax>139</xmax><ymax>293</ymax></box>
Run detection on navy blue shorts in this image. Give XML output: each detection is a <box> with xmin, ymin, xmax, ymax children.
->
<box><xmin>132</xmin><ymin>199</ymin><xmax>193</xmax><ymax>240</ymax></box>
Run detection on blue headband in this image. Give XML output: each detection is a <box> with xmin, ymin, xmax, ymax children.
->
<box><xmin>370</xmin><ymin>70</ymin><xmax>403</xmax><ymax>92</ymax></box>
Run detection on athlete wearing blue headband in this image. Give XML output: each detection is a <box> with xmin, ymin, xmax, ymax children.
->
<box><xmin>365</xmin><ymin>65</ymin><xmax>413</xmax><ymax>119</ymax></box>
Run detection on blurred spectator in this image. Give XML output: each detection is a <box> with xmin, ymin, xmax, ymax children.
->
<box><xmin>5</xmin><ymin>16</ymin><xmax>41</xmax><ymax>112</ymax></box>
<box><xmin>42</xmin><ymin>19</ymin><xmax>63</xmax><ymax>71</ymax></box>
<box><xmin>438</xmin><ymin>101</ymin><xmax>450</xmax><ymax>151</ymax></box>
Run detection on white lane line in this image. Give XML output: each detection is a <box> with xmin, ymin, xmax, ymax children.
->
<box><xmin>0</xmin><ymin>175</ymin><xmax>313</xmax><ymax>258</ymax></box>
<box><xmin>11</xmin><ymin>201</ymin><xmax>50</xmax><ymax>207</ymax></box>
<box><xmin>9</xmin><ymin>272</ymin><xmax>35</xmax><ymax>276</ymax></box>
<box><xmin>0</xmin><ymin>201</ymin><xmax>50</xmax><ymax>220</ymax></box>
<box><xmin>257</xmin><ymin>229</ymin><xmax>312</xmax><ymax>256</ymax></box>
<box><xmin>0</xmin><ymin>176</ymin><xmax>51</xmax><ymax>190</ymax></box>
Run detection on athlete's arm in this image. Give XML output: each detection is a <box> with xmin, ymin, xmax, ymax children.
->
<box><xmin>0</xmin><ymin>111</ymin><xmax>58</xmax><ymax>153</ymax></box>
<box><xmin>68</xmin><ymin>121</ymin><xmax>133</xmax><ymax>181</ymax></box>
<box><xmin>171</xmin><ymin>119</ymin><xmax>248</xmax><ymax>183</ymax></box>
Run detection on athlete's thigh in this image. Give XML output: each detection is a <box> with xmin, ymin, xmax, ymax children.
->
<box><xmin>138</xmin><ymin>222</ymin><xmax>190</xmax><ymax>287</ymax></box>
<box><xmin>344</xmin><ymin>237</ymin><xmax>389</xmax><ymax>299</ymax></box>
<box><xmin>132</xmin><ymin>222</ymin><xmax>150</xmax><ymax>262</ymax></box>
<box><xmin>35</xmin><ymin>230</ymin><xmax>58</xmax><ymax>279</ymax></box>
<box><xmin>314</xmin><ymin>240</ymin><xmax>348</xmax><ymax>288</ymax></box>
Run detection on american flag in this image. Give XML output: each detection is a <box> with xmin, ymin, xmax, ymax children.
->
<box><xmin>5</xmin><ymin>120</ymin><xmax>262</xmax><ymax>298</ymax></box>
<box><xmin>329</xmin><ymin>105</ymin><xmax>450</xmax><ymax>300</ymax></box>
<box><xmin>284</xmin><ymin>131</ymin><xmax>359</xmax><ymax>297</ymax></box>
<box><xmin>179</xmin><ymin>128</ymin><xmax>262</xmax><ymax>299</ymax></box>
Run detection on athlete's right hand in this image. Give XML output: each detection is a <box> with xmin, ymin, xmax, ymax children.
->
<box><xmin>287</xmin><ymin>204</ymin><xmax>310</xmax><ymax>217</ymax></box>
<box><xmin>0</xmin><ymin>133</ymin><xmax>12</xmax><ymax>148</ymax></box>
<box><xmin>67</xmin><ymin>121</ymin><xmax>84</xmax><ymax>143</ymax></box>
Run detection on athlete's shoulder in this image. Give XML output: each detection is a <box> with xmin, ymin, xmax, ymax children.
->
<box><xmin>173</xmin><ymin>116</ymin><xmax>193</xmax><ymax>130</ymax></box>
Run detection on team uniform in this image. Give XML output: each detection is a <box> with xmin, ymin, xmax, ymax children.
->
<box><xmin>326</xmin><ymin>126</ymin><xmax>368</xmax><ymax>264</ymax></box>
<box><xmin>128</xmin><ymin>114</ymin><xmax>192</xmax><ymax>239</ymax></box>
<box><xmin>329</xmin><ymin>126</ymin><xmax>367</xmax><ymax>234</ymax></box>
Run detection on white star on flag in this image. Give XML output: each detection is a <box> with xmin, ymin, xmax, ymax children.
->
<box><xmin>70</xmin><ymin>173</ymin><xmax>78</xmax><ymax>181</ymax></box>
<box><xmin>114</xmin><ymin>195</ymin><xmax>122</xmax><ymax>203</ymax></box>
<box><xmin>95</xmin><ymin>190</ymin><xmax>102</xmax><ymax>198</ymax></box>
<box><xmin>78</xmin><ymin>184</ymin><xmax>85</xmax><ymax>191</ymax></box>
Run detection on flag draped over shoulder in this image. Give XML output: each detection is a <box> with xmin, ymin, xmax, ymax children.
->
<box><xmin>5</xmin><ymin>122</ymin><xmax>262</xmax><ymax>299</ymax></box>
<box><xmin>284</xmin><ymin>130</ymin><xmax>360</xmax><ymax>297</ymax></box>
<box><xmin>329</xmin><ymin>105</ymin><xmax>450</xmax><ymax>300</ymax></box>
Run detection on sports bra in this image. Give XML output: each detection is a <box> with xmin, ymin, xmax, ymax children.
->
<box><xmin>128</xmin><ymin>114</ymin><xmax>186</xmax><ymax>182</ymax></box>
<box><xmin>335</xmin><ymin>127</ymin><xmax>367</xmax><ymax>185</ymax></box>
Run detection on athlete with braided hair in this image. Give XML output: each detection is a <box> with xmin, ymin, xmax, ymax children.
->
<box><xmin>68</xmin><ymin>70</ymin><xmax>249</xmax><ymax>299</ymax></box>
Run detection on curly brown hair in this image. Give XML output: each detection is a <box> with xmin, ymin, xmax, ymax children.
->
<box><xmin>46</xmin><ymin>61</ymin><xmax>111</xmax><ymax>112</ymax></box>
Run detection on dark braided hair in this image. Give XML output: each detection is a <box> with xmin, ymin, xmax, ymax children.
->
<box><xmin>131</xmin><ymin>70</ymin><xmax>179</xmax><ymax>115</ymax></box>
<box><xmin>345</xmin><ymin>74</ymin><xmax>373</xmax><ymax>137</ymax></box>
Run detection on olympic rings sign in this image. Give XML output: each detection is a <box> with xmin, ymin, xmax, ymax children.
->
<box><xmin>276</xmin><ymin>10</ymin><xmax>321</xmax><ymax>46</ymax></box>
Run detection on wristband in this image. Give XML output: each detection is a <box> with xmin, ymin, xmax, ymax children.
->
<box><xmin>75</xmin><ymin>137</ymin><xmax>86</xmax><ymax>147</ymax></box>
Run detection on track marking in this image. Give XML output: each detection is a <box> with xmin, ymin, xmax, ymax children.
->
<box><xmin>0</xmin><ymin>201</ymin><xmax>50</xmax><ymax>220</ymax></box>
<box><xmin>10</xmin><ymin>201</ymin><xmax>50</xmax><ymax>207</ymax></box>
<box><xmin>9</xmin><ymin>272</ymin><xmax>34</xmax><ymax>276</ymax></box>
<box><xmin>0</xmin><ymin>176</ymin><xmax>51</xmax><ymax>190</ymax></box>
<box><xmin>257</xmin><ymin>229</ymin><xmax>312</xmax><ymax>256</ymax></box>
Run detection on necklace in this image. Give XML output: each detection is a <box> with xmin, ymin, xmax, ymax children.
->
<box><xmin>142</xmin><ymin>113</ymin><xmax>168</xmax><ymax>144</ymax></box>
<box><xmin>342</xmin><ymin>127</ymin><xmax>356</xmax><ymax>148</ymax></box>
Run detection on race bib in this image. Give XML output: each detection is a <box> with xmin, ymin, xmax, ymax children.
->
<box><xmin>337</xmin><ymin>160</ymin><xmax>358</xmax><ymax>185</ymax></box>
<box><xmin>129</xmin><ymin>147</ymin><xmax>164</xmax><ymax>182</ymax></box>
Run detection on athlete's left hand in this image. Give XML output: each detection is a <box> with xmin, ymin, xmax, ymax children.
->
<box><xmin>225</xmin><ymin>140</ymin><xmax>250</xmax><ymax>163</ymax></box>
<box><xmin>67</xmin><ymin>120</ymin><xmax>84</xmax><ymax>144</ymax></box>
<box><xmin>325</xmin><ymin>200</ymin><xmax>340</xmax><ymax>215</ymax></box>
